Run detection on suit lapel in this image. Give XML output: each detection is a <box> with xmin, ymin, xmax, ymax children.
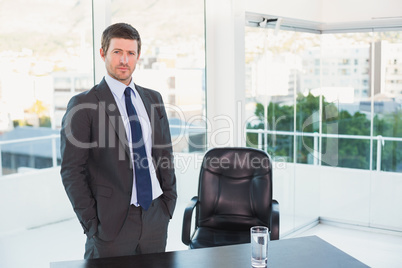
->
<box><xmin>135</xmin><ymin>84</ymin><xmax>152</xmax><ymax>121</ymax></box>
<box><xmin>135</xmin><ymin>84</ymin><xmax>157</xmax><ymax>151</ymax></box>
<box><xmin>94</xmin><ymin>78</ymin><xmax>131</xmax><ymax>159</ymax></box>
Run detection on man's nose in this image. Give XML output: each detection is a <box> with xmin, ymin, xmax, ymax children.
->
<box><xmin>120</xmin><ymin>54</ymin><xmax>128</xmax><ymax>64</ymax></box>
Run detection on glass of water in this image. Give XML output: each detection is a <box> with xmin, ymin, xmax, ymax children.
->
<box><xmin>251</xmin><ymin>226</ymin><xmax>269</xmax><ymax>267</ymax></box>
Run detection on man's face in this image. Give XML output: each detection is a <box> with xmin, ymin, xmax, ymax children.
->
<box><xmin>100</xmin><ymin>38</ymin><xmax>140</xmax><ymax>86</ymax></box>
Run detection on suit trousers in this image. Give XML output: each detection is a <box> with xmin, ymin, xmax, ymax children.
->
<box><xmin>84</xmin><ymin>197</ymin><xmax>170</xmax><ymax>259</ymax></box>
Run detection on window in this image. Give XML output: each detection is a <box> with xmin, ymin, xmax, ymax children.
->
<box><xmin>245</xmin><ymin>18</ymin><xmax>402</xmax><ymax>172</ymax></box>
<box><xmin>0</xmin><ymin>0</ymin><xmax>207</xmax><ymax>177</ymax></box>
<box><xmin>245</xmin><ymin>28</ymin><xmax>321</xmax><ymax>163</ymax></box>
<box><xmin>111</xmin><ymin>0</ymin><xmax>206</xmax><ymax>153</ymax></box>
<box><xmin>373</xmin><ymin>31</ymin><xmax>402</xmax><ymax>172</ymax></box>
<box><xmin>0</xmin><ymin>0</ymin><xmax>93</xmax><ymax>175</ymax></box>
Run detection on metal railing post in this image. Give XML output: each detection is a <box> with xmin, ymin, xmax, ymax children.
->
<box><xmin>314</xmin><ymin>132</ymin><xmax>319</xmax><ymax>165</ymax></box>
<box><xmin>376</xmin><ymin>135</ymin><xmax>383</xmax><ymax>172</ymax></box>
<box><xmin>52</xmin><ymin>135</ymin><xmax>57</xmax><ymax>168</ymax></box>
<box><xmin>258</xmin><ymin>130</ymin><xmax>263</xmax><ymax>150</ymax></box>
<box><xmin>0</xmin><ymin>144</ymin><xmax>3</xmax><ymax>176</ymax></box>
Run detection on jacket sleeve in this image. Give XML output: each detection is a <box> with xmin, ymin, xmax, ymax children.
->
<box><xmin>152</xmin><ymin>92</ymin><xmax>178</xmax><ymax>218</ymax></box>
<box><xmin>60</xmin><ymin>94</ymin><xmax>98</xmax><ymax>238</ymax></box>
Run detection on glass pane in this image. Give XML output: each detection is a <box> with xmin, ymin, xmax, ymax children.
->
<box><xmin>245</xmin><ymin>25</ymin><xmax>402</xmax><ymax>173</ymax></box>
<box><xmin>373</xmin><ymin>31</ymin><xmax>402</xmax><ymax>138</ymax></box>
<box><xmin>321</xmin><ymin>33</ymin><xmax>373</xmax><ymax>136</ymax></box>
<box><xmin>245</xmin><ymin>102</ymin><xmax>264</xmax><ymax>149</ymax></box>
<box><xmin>0</xmin><ymin>0</ymin><xmax>93</xmax><ymax>176</ymax></box>
<box><xmin>245</xmin><ymin>27</ymin><xmax>297</xmax><ymax>133</ymax></box>
<box><xmin>245</xmin><ymin>27</ymin><xmax>322</xmax><ymax>164</ymax></box>
<box><xmin>1</xmin><ymin>136</ymin><xmax>60</xmax><ymax>175</ymax></box>
<box><xmin>268</xmin><ymin>134</ymin><xmax>294</xmax><ymax>162</ymax></box>
<box><xmin>292</xmin><ymin>31</ymin><xmax>322</xmax><ymax>163</ymax></box>
<box><xmin>322</xmin><ymin>137</ymin><xmax>370</xmax><ymax>169</ymax></box>
<box><xmin>372</xmin><ymin>139</ymin><xmax>378</xmax><ymax>171</ymax></box>
<box><xmin>372</xmin><ymin>31</ymin><xmax>402</xmax><ymax>172</ymax></box>
<box><xmin>246</xmin><ymin>132</ymin><xmax>261</xmax><ymax>149</ymax></box>
<box><xmin>296</xmin><ymin>93</ymin><xmax>320</xmax><ymax>133</ymax></box>
<box><xmin>381</xmin><ymin>140</ymin><xmax>402</xmax><ymax>172</ymax></box>
<box><xmin>111</xmin><ymin>0</ymin><xmax>206</xmax><ymax>153</ymax></box>
<box><xmin>296</xmin><ymin>135</ymin><xmax>318</xmax><ymax>164</ymax></box>
<box><xmin>296</xmin><ymin>32</ymin><xmax>322</xmax><ymax>134</ymax></box>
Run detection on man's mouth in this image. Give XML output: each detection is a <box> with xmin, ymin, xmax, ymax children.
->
<box><xmin>118</xmin><ymin>65</ymin><xmax>129</xmax><ymax>70</ymax></box>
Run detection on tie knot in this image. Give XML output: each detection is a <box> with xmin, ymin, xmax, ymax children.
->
<box><xmin>124</xmin><ymin>87</ymin><xmax>132</xmax><ymax>98</ymax></box>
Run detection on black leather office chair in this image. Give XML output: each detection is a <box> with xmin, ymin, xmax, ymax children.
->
<box><xmin>182</xmin><ymin>147</ymin><xmax>279</xmax><ymax>249</ymax></box>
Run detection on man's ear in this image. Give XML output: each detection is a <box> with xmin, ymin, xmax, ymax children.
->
<box><xmin>100</xmin><ymin>48</ymin><xmax>106</xmax><ymax>61</ymax></box>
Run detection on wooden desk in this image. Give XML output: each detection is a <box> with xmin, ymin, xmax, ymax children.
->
<box><xmin>50</xmin><ymin>236</ymin><xmax>369</xmax><ymax>268</ymax></box>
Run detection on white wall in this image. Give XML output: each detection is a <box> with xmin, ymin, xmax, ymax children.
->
<box><xmin>273</xmin><ymin>163</ymin><xmax>321</xmax><ymax>235</ymax></box>
<box><xmin>275</xmin><ymin>163</ymin><xmax>402</xmax><ymax>235</ymax></box>
<box><xmin>205</xmin><ymin>0</ymin><xmax>246</xmax><ymax>147</ymax></box>
<box><xmin>0</xmin><ymin>167</ymin><xmax>74</xmax><ymax>236</ymax></box>
<box><xmin>320</xmin><ymin>167</ymin><xmax>372</xmax><ymax>225</ymax></box>
<box><xmin>370</xmin><ymin>172</ymin><xmax>402</xmax><ymax>231</ymax></box>
<box><xmin>246</xmin><ymin>0</ymin><xmax>322</xmax><ymax>22</ymax></box>
<box><xmin>321</xmin><ymin>0</ymin><xmax>402</xmax><ymax>23</ymax></box>
<box><xmin>246</xmin><ymin>0</ymin><xmax>402</xmax><ymax>25</ymax></box>
<box><xmin>319</xmin><ymin>166</ymin><xmax>402</xmax><ymax>232</ymax></box>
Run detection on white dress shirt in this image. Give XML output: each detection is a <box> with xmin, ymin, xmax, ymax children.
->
<box><xmin>105</xmin><ymin>74</ymin><xmax>163</xmax><ymax>206</ymax></box>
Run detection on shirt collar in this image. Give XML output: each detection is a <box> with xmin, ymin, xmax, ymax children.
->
<box><xmin>105</xmin><ymin>73</ymin><xmax>136</xmax><ymax>99</ymax></box>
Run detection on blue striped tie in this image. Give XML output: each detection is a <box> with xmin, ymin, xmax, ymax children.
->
<box><xmin>124</xmin><ymin>87</ymin><xmax>152</xmax><ymax>210</ymax></box>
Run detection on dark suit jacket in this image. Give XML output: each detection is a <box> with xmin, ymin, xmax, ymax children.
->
<box><xmin>60</xmin><ymin>78</ymin><xmax>177</xmax><ymax>241</ymax></box>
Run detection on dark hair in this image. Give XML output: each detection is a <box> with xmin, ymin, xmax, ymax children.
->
<box><xmin>101</xmin><ymin>23</ymin><xmax>141</xmax><ymax>55</ymax></box>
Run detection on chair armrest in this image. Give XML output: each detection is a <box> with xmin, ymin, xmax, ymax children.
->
<box><xmin>182</xmin><ymin>196</ymin><xmax>198</xmax><ymax>245</ymax></box>
<box><xmin>270</xmin><ymin>199</ymin><xmax>280</xmax><ymax>240</ymax></box>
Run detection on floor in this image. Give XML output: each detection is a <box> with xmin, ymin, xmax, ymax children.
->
<box><xmin>1</xmin><ymin>216</ymin><xmax>402</xmax><ymax>268</ymax></box>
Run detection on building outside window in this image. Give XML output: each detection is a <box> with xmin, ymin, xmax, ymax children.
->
<box><xmin>0</xmin><ymin>0</ymin><xmax>206</xmax><ymax>176</ymax></box>
<box><xmin>0</xmin><ymin>0</ymin><xmax>93</xmax><ymax>175</ymax></box>
<box><xmin>111</xmin><ymin>0</ymin><xmax>206</xmax><ymax>154</ymax></box>
<box><xmin>245</xmin><ymin>24</ymin><xmax>402</xmax><ymax>173</ymax></box>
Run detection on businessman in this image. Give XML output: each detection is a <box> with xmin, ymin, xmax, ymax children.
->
<box><xmin>60</xmin><ymin>23</ymin><xmax>177</xmax><ymax>259</ymax></box>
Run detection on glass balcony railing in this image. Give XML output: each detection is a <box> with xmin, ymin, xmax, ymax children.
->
<box><xmin>0</xmin><ymin>125</ymin><xmax>206</xmax><ymax>177</ymax></box>
<box><xmin>246</xmin><ymin>128</ymin><xmax>402</xmax><ymax>173</ymax></box>
<box><xmin>0</xmin><ymin>134</ymin><xmax>60</xmax><ymax>176</ymax></box>
<box><xmin>1</xmin><ymin>127</ymin><xmax>400</xmax><ymax>176</ymax></box>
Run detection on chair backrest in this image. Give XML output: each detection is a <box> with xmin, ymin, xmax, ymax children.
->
<box><xmin>196</xmin><ymin>147</ymin><xmax>273</xmax><ymax>231</ymax></box>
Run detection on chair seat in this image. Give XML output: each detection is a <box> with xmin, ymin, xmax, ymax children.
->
<box><xmin>190</xmin><ymin>227</ymin><xmax>250</xmax><ymax>249</ymax></box>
